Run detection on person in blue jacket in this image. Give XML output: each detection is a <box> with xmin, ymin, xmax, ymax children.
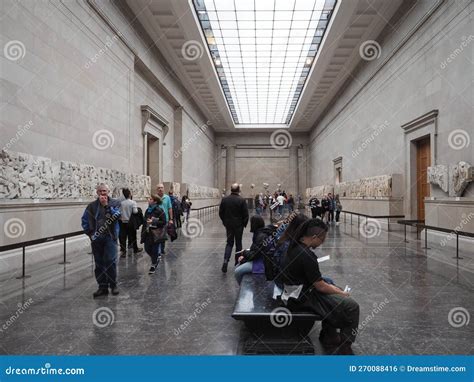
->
<box><xmin>81</xmin><ymin>183</ymin><xmax>121</xmax><ymax>298</ymax></box>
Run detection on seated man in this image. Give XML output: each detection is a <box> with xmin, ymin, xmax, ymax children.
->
<box><xmin>277</xmin><ymin>219</ymin><xmax>360</xmax><ymax>355</ymax></box>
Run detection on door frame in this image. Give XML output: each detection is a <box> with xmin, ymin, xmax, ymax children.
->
<box><xmin>141</xmin><ymin>105</ymin><xmax>169</xmax><ymax>186</ymax></box>
<box><xmin>401</xmin><ymin>110</ymin><xmax>438</xmax><ymax>220</ymax></box>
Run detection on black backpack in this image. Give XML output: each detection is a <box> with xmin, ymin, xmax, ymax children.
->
<box><xmin>129</xmin><ymin>207</ymin><xmax>144</xmax><ymax>230</ymax></box>
<box><xmin>260</xmin><ymin>225</ymin><xmax>280</xmax><ymax>281</ymax></box>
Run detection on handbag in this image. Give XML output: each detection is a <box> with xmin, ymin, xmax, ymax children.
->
<box><xmin>150</xmin><ymin>227</ymin><xmax>167</xmax><ymax>243</ymax></box>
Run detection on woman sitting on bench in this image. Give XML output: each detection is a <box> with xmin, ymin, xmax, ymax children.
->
<box><xmin>277</xmin><ymin>219</ymin><xmax>360</xmax><ymax>355</ymax></box>
<box><xmin>234</xmin><ymin>215</ymin><xmax>276</xmax><ymax>284</ymax></box>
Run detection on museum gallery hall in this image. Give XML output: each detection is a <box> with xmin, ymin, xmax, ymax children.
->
<box><xmin>0</xmin><ymin>0</ymin><xmax>472</xmax><ymax>356</ymax></box>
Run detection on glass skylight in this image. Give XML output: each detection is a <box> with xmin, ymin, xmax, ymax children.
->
<box><xmin>192</xmin><ymin>0</ymin><xmax>336</xmax><ymax>125</ymax></box>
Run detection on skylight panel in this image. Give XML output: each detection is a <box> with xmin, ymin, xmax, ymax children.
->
<box><xmin>193</xmin><ymin>0</ymin><xmax>337</xmax><ymax>125</ymax></box>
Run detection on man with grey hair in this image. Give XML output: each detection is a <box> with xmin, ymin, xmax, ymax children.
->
<box><xmin>81</xmin><ymin>183</ymin><xmax>121</xmax><ymax>298</ymax></box>
<box><xmin>219</xmin><ymin>183</ymin><xmax>249</xmax><ymax>273</ymax></box>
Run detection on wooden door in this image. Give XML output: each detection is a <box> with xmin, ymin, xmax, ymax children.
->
<box><xmin>416</xmin><ymin>137</ymin><xmax>431</xmax><ymax>221</ymax></box>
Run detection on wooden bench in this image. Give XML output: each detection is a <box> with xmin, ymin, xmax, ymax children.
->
<box><xmin>232</xmin><ymin>274</ymin><xmax>322</xmax><ymax>354</ymax></box>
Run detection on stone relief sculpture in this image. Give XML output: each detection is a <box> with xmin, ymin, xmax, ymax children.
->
<box><xmin>450</xmin><ymin>161</ymin><xmax>473</xmax><ymax>197</ymax></box>
<box><xmin>427</xmin><ymin>161</ymin><xmax>473</xmax><ymax>197</ymax></box>
<box><xmin>182</xmin><ymin>183</ymin><xmax>219</xmax><ymax>199</ymax></box>
<box><xmin>427</xmin><ymin>165</ymin><xmax>449</xmax><ymax>193</ymax></box>
<box><xmin>0</xmin><ymin>149</ymin><xmax>151</xmax><ymax>200</ymax></box>
<box><xmin>334</xmin><ymin>175</ymin><xmax>392</xmax><ymax>197</ymax></box>
<box><xmin>305</xmin><ymin>185</ymin><xmax>334</xmax><ymax>198</ymax></box>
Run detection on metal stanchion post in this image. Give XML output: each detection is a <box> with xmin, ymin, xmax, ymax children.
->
<box><xmin>16</xmin><ymin>246</ymin><xmax>31</xmax><ymax>279</ymax></box>
<box><xmin>58</xmin><ymin>237</ymin><xmax>71</xmax><ymax>264</ymax></box>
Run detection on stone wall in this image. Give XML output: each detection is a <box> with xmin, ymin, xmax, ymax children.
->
<box><xmin>307</xmin><ymin>0</ymin><xmax>473</xmax><ymax>233</ymax></box>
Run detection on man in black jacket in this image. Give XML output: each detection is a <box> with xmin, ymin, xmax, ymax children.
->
<box><xmin>219</xmin><ymin>183</ymin><xmax>249</xmax><ymax>273</ymax></box>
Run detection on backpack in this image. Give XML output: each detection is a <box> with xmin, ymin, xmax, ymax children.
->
<box><xmin>259</xmin><ymin>225</ymin><xmax>280</xmax><ymax>281</ymax></box>
<box><xmin>171</xmin><ymin>196</ymin><xmax>183</xmax><ymax>216</ymax></box>
<box><xmin>129</xmin><ymin>207</ymin><xmax>144</xmax><ymax>230</ymax></box>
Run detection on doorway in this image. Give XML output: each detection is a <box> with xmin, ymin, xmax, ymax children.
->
<box><xmin>416</xmin><ymin>137</ymin><xmax>431</xmax><ymax>221</ymax></box>
<box><xmin>147</xmin><ymin>135</ymin><xmax>160</xmax><ymax>187</ymax></box>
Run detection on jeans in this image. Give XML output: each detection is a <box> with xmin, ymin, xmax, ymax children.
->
<box><xmin>255</xmin><ymin>206</ymin><xmax>262</xmax><ymax>215</ymax></box>
<box><xmin>119</xmin><ymin>221</ymin><xmax>138</xmax><ymax>252</ymax></box>
<box><xmin>335</xmin><ymin>210</ymin><xmax>341</xmax><ymax>222</ymax></box>
<box><xmin>91</xmin><ymin>235</ymin><xmax>118</xmax><ymax>289</ymax></box>
<box><xmin>145</xmin><ymin>240</ymin><xmax>164</xmax><ymax>265</ymax></box>
<box><xmin>224</xmin><ymin>225</ymin><xmax>244</xmax><ymax>263</ymax></box>
<box><xmin>234</xmin><ymin>261</ymin><xmax>253</xmax><ymax>284</ymax></box>
<box><xmin>327</xmin><ymin>210</ymin><xmax>334</xmax><ymax>222</ymax></box>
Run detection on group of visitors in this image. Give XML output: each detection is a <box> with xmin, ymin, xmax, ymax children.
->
<box><xmin>82</xmin><ymin>181</ymin><xmax>357</xmax><ymax>354</ymax></box>
<box><xmin>308</xmin><ymin>192</ymin><xmax>342</xmax><ymax>225</ymax></box>
<box><xmin>81</xmin><ymin>183</ymin><xmax>192</xmax><ymax>298</ymax></box>
<box><xmin>220</xmin><ymin>184</ymin><xmax>359</xmax><ymax>355</ymax></box>
<box><xmin>254</xmin><ymin>191</ymin><xmax>296</xmax><ymax>217</ymax></box>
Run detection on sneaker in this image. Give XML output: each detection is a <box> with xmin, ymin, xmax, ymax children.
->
<box><xmin>93</xmin><ymin>289</ymin><xmax>109</xmax><ymax>298</ymax></box>
<box><xmin>148</xmin><ymin>265</ymin><xmax>156</xmax><ymax>274</ymax></box>
<box><xmin>134</xmin><ymin>248</ymin><xmax>143</xmax><ymax>254</ymax></box>
<box><xmin>158</xmin><ymin>254</ymin><xmax>162</xmax><ymax>260</ymax></box>
<box><xmin>221</xmin><ymin>261</ymin><xmax>228</xmax><ymax>273</ymax></box>
<box><xmin>110</xmin><ymin>287</ymin><xmax>120</xmax><ymax>296</ymax></box>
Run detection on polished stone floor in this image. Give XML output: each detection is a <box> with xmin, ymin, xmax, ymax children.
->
<box><xmin>0</xmin><ymin>210</ymin><xmax>473</xmax><ymax>355</ymax></box>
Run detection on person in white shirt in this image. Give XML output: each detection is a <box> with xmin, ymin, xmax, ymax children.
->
<box><xmin>119</xmin><ymin>188</ymin><xmax>143</xmax><ymax>257</ymax></box>
<box><xmin>276</xmin><ymin>193</ymin><xmax>285</xmax><ymax>216</ymax></box>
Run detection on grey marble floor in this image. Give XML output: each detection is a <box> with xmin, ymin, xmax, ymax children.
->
<box><xmin>0</xmin><ymin>212</ymin><xmax>473</xmax><ymax>355</ymax></box>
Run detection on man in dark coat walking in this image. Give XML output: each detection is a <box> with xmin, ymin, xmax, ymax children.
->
<box><xmin>219</xmin><ymin>183</ymin><xmax>249</xmax><ymax>273</ymax></box>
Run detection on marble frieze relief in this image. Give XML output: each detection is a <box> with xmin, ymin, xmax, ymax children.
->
<box><xmin>428</xmin><ymin>161</ymin><xmax>473</xmax><ymax>197</ymax></box>
<box><xmin>0</xmin><ymin>149</ymin><xmax>151</xmax><ymax>200</ymax></box>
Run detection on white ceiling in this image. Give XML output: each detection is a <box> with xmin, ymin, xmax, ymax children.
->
<box><xmin>126</xmin><ymin>0</ymin><xmax>403</xmax><ymax>132</ymax></box>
